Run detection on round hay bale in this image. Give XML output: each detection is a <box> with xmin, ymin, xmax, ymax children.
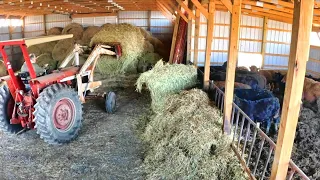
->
<box><xmin>37</xmin><ymin>41</ymin><xmax>57</xmax><ymax>54</ymax></box>
<box><xmin>52</xmin><ymin>38</ymin><xmax>75</xmax><ymax>62</ymax></box>
<box><xmin>0</xmin><ymin>61</ymin><xmax>7</xmax><ymax>76</ymax></box>
<box><xmin>90</xmin><ymin>24</ymin><xmax>145</xmax><ymax>74</ymax></box>
<box><xmin>37</xmin><ymin>53</ymin><xmax>58</xmax><ymax>71</ymax></box>
<box><xmin>101</xmin><ymin>23</ymin><xmax>112</xmax><ymax>29</ymax></box>
<box><xmin>62</xmin><ymin>23</ymin><xmax>84</xmax><ymax>41</ymax></box>
<box><xmin>150</xmin><ymin>37</ymin><xmax>164</xmax><ymax>49</ymax></box>
<box><xmin>82</xmin><ymin>26</ymin><xmax>101</xmax><ymax>45</ymax></box>
<box><xmin>143</xmin><ymin>41</ymin><xmax>154</xmax><ymax>53</ymax></box>
<box><xmin>27</xmin><ymin>45</ymin><xmax>42</xmax><ymax>56</ymax></box>
<box><xmin>139</xmin><ymin>28</ymin><xmax>152</xmax><ymax>39</ymax></box>
<box><xmin>47</xmin><ymin>27</ymin><xmax>63</xmax><ymax>35</ymax></box>
<box><xmin>137</xmin><ymin>53</ymin><xmax>162</xmax><ymax>73</ymax></box>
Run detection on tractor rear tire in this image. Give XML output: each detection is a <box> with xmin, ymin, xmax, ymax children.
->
<box><xmin>34</xmin><ymin>83</ymin><xmax>82</xmax><ymax>145</ymax></box>
<box><xmin>0</xmin><ymin>85</ymin><xmax>23</xmax><ymax>134</ymax></box>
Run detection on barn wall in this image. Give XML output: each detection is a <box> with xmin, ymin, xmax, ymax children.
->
<box><xmin>307</xmin><ymin>46</ymin><xmax>320</xmax><ymax>77</ymax></box>
<box><xmin>0</xmin><ymin>18</ymin><xmax>23</xmax><ymax>70</ymax></box>
<box><xmin>24</xmin><ymin>11</ymin><xmax>173</xmax><ymax>42</ymax></box>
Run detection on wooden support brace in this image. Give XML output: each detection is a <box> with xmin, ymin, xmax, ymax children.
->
<box><xmin>193</xmin><ymin>8</ymin><xmax>201</xmax><ymax>67</ymax></box>
<box><xmin>203</xmin><ymin>0</ymin><xmax>215</xmax><ymax>90</ymax></box>
<box><xmin>190</xmin><ymin>0</ymin><xmax>209</xmax><ymax>19</ymax></box>
<box><xmin>220</xmin><ymin>0</ymin><xmax>233</xmax><ymax>13</ymax></box>
<box><xmin>186</xmin><ymin>0</ymin><xmax>194</xmax><ymax>64</ymax></box>
<box><xmin>223</xmin><ymin>0</ymin><xmax>242</xmax><ymax>134</ymax></box>
<box><xmin>176</xmin><ymin>0</ymin><xmax>196</xmax><ymax>19</ymax></box>
<box><xmin>261</xmin><ymin>16</ymin><xmax>268</xmax><ymax>69</ymax></box>
<box><xmin>270</xmin><ymin>0</ymin><xmax>314</xmax><ymax>179</ymax></box>
<box><xmin>177</xmin><ymin>9</ymin><xmax>188</xmax><ymax>22</ymax></box>
<box><xmin>169</xmin><ymin>13</ymin><xmax>181</xmax><ymax>63</ymax></box>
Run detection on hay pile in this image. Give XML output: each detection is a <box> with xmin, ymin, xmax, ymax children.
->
<box><xmin>96</xmin><ymin>56</ymin><xmax>122</xmax><ymax>75</ymax></box>
<box><xmin>62</xmin><ymin>23</ymin><xmax>84</xmax><ymax>41</ymax></box>
<box><xmin>36</xmin><ymin>53</ymin><xmax>58</xmax><ymax>71</ymax></box>
<box><xmin>0</xmin><ymin>61</ymin><xmax>7</xmax><ymax>76</ymax></box>
<box><xmin>81</xmin><ymin>26</ymin><xmax>101</xmax><ymax>45</ymax></box>
<box><xmin>47</xmin><ymin>27</ymin><xmax>63</xmax><ymax>35</ymax></box>
<box><xmin>141</xmin><ymin>89</ymin><xmax>247</xmax><ymax>179</ymax></box>
<box><xmin>91</xmin><ymin>23</ymin><xmax>145</xmax><ymax>74</ymax></box>
<box><xmin>137</xmin><ymin>53</ymin><xmax>162</xmax><ymax>73</ymax></box>
<box><xmin>136</xmin><ymin>60</ymin><xmax>197</xmax><ymax>112</ymax></box>
<box><xmin>52</xmin><ymin>38</ymin><xmax>75</xmax><ymax>62</ymax></box>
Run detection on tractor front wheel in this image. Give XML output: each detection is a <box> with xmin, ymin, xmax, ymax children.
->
<box><xmin>34</xmin><ymin>84</ymin><xmax>82</xmax><ymax>145</ymax></box>
<box><xmin>0</xmin><ymin>85</ymin><xmax>23</xmax><ymax>133</ymax></box>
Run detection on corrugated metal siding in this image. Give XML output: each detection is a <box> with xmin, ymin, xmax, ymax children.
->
<box><xmin>46</xmin><ymin>14</ymin><xmax>71</xmax><ymax>30</ymax></box>
<box><xmin>264</xmin><ymin>19</ymin><xmax>292</xmax><ymax>69</ymax></box>
<box><xmin>307</xmin><ymin>47</ymin><xmax>320</xmax><ymax>76</ymax></box>
<box><xmin>72</xmin><ymin>16</ymin><xmax>117</xmax><ymax>27</ymax></box>
<box><xmin>150</xmin><ymin>11</ymin><xmax>173</xmax><ymax>41</ymax></box>
<box><xmin>24</xmin><ymin>15</ymin><xmax>45</xmax><ymax>38</ymax></box>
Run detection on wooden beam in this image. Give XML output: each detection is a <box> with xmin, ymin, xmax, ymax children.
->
<box><xmin>176</xmin><ymin>0</ymin><xmax>196</xmax><ymax>19</ymax></box>
<box><xmin>270</xmin><ymin>0</ymin><xmax>314</xmax><ymax>179</ymax></box>
<box><xmin>223</xmin><ymin>0</ymin><xmax>242</xmax><ymax>134</ymax></box>
<box><xmin>177</xmin><ymin>9</ymin><xmax>188</xmax><ymax>22</ymax></box>
<box><xmin>203</xmin><ymin>0</ymin><xmax>215</xmax><ymax>89</ymax></box>
<box><xmin>261</xmin><ymin>16</ymin><xmax>268</xmax><ymax>69</ymax></box>
<box><xmin>71</xmin><ymin>13</ymin><xmax>117</xmax><ymax>18</ymax></box>
<box><xmin>43</xmin><ymin>15</ymin><xmax>47</xmax><ymax>35</ymax></box>
<box><xmin>190</xmin><ymin>0</ymin><xmax>209</xmax><ymax>19</ymax></box>
<box><xmin>169</xmin><ymin>14</ymin><xmax>181</xmax><ymax>63</ymax></box>
<box><xmin>220</xmin><ymin>0</ymin><xmax>233</xmax><ymax>13</ymax></box>
<box><xmin>186</xmin><ymin>0</ymin><xmax>194</xmax><ymax>64</ymax></box>
<box><xmin>147</xmin><ymin>10</ymin><xmax>151</xmax><ymax>31</ymax></box>
<box><xmin>193</xmin><ymin>7</ymin><xmax>201</xmax><ymax>67</ymax></box>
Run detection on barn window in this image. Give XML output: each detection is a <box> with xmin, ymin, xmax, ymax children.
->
<box><xmin>237</xmin><ymin>52</ymin><xmax>263</xmax><ymax>69</ymax></box>
<box><xmin>310</xmin><ymin>32</ymin><xmax>320</xmax><ymax>46</ymax></box>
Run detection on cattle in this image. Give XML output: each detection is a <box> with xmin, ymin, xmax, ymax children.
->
<box><xmin>214</xmin><ymin>81</ymin><xmax>251</xmax><ymax>90</ymax></box>
<box><xmin>233</xmin><ymin>88</ymin><xmax>281</xmax><ymax>134</ymax></box>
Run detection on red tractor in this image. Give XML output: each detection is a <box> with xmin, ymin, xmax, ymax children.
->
<box><xmin>0</xmin><ymin>35</ymin><xmax>119</xmax><ymax>145</ymax></box>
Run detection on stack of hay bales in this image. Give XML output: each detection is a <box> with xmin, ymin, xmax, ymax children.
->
<box><xmin>81</xmin><ymin>26</ymin><xmax>101</xmax><ymax>46</ymax></box>
<box><xmin>36</xmin><ymin>53</ymin><xmax>58</xmax><ymax>71</ymax></box>
<box><xmin>136</xmin><ymin>60</ymin><xmax>198</xmax><ymax>113</ymax></box>
<box><xmin>0</xmin><ymin>61</ymin><xmax>7</xmax><ymax>76</ymax></box>
<box><xmin>47</xmin><ymin>27</ymin><xmax>63</xmax><ymax>35</ymax></box>
<box><xmin>52</xmin><ymin>38</ymin><xmax>75</xmax><ymax>62</ymax></box>
<box><xmin>141</xmin><ymin>89</ymin><xmax>247</xmax><ymax>179</ymax></box>
<box><xmin>90</xmin><ymin>23</ymin><xmax>145</xmax><ymax>74</ymax></box>
<box><xmin>62</xmin><ymin>23</ymin><xmax>84</xmax><ymax>41</ymax></box>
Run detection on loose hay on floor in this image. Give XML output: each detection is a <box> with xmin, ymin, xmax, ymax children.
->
<box><xmin>90</xmin><ymin>23</ymin><xmax>145</xmax><ymax>74</ymax></box>
<box><xmin>142</xmin><ymin>89</ymin><xmax>247</xmax><ymax>180</ymax></box>
<box><xmin>136</xmin><ymin>60</ymin><xmax>197</xmax><ymax>113</ymax></box>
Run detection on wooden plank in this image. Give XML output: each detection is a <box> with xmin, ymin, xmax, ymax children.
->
<box><xmin>193</xmin><ymin>7</ymin><xmax>201</xmax><ymax>67</ymax></box>
<box><xmin>148</xmin><ymin>10</ymin><xmax>151</xmax><ymax>31</ymax></box>
<box><xmin>220</xmin><ymin>0</ymin><xmax>233</xmax><ymax>13</ymax></box>
<box><xmin>43</xmin><ymin>15</ymin><xmax>47</xmax><ymax>35</ymax></box>
<box><xmin>176</xmin><ymin>0</ymin><xmax>196</xmax><ymax>20</ymax></box>
<box><xmin>177</xmin><ymin>9</ymin><xmax>188</xmax><ymax>22</ymax></box>
<box><xmin>190</xmin><ymin>0</ymin><xmax>209</xmax><ymax>19</ymax></box>
<box><xmin>203</xmin><ymin>0</ymin><xmax>215</xmax><ymax>90</ymax></box>
<box><xmin>261</xmin><ymin>17</ymin><xmax>268</xmax><ymax>69</ymax></box>
<box><xmin>223</xmin><ymin>0</ymin><xmax>242</xmax><ymax>134</ymax></box>
<box><xmin>186</xmin><ymin>0</ymin><xmax>194</xmax><ymax>64</ymax></box>
<box><xmin>270</xmin><ymin>0</ymin><xmax>314</xmax><ymax>179</ymax></box>
<box><xmin>169</xmin><ymin>14</ymin><xmax>181</xmax><ymax>64</ymax></box>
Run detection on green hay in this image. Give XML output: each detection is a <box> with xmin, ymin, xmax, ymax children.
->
<box><xmin>37</xmin><ymin>41</ymin><xmax>57</xmax><ymax>54</ymax></box>
<box><xmin>142</xmin><ymin>89</ymin><xmax>247</xmax><ymax>180</ymax></box>
<box><xmin>47</xmin><ymin>27</ymin><xmax>63</xmax><ymax>35</ymax></box>
<box><xmin>37</xmin><ymin>53</ymin><xmax>58</xmax><ymax>71</ymax></box>
<box><xmin>101</xmin><ymin>23</ymin><xmax>112</xmax><ymax>29</ymax></box>
<box><xmin>0</xmin><ymin>61</ymin><xmax>7</xmax><ymax>76</ymax></box>
<box><xmin>136</xmin><ymin>60</ymin><xmax>198</xmax><ymax>113</ymax></box>
<box><xmin>52</xmin><ymin>38</ymin><xmax>75</xmax><ymax>62</ymax></box>
<box><xmin>82</xmin><ymin>26</ymin><xmax>101</xmax><ymax>46</ymax></box>
<box><xmin>62</xmin><ymin>23</ymin><xmax>84</xmax><ymax>41</ymax></box>
<box><xmin>90</xmin><ymin>23</ymin><xmax>145</xmax><ymax>74</ymax></box>
<box><xmin>96</xmin><ymin>55</ymin><xmax>123</xmax><ymax>76</ymax></box>
<box><xmin>137</xmin><ymin>53</ymin><xmax>162</xmax><ymax>73</ymax></box>
<box><xmin>27</xmin><ymin>45</ymin><xmax>42</xmax><ymax>56</ymax></box>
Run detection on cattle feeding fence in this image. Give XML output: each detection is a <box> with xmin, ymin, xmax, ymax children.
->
<box><xmin>209</xmin><ymin>81</ymin><xmax>309</xmax><ymax>180</ymax></box>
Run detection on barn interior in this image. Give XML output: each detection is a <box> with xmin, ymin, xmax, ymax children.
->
<box><xmin>0</xmin><ymin>0</ymin><xmax>318</xmax><ymax>179</ymax></box>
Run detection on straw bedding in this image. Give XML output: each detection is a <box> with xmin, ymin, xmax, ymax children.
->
<box><xmin>140</xmin><ymin>89</ymin><xmax>247</xmax><ymax>179</ymax></box>
<box><xmin>90</xmin><ymin>23</ymin><xmax>145</xmax><ymax>74</ymax></box>
<box><xmin>136</xmin><ymin>60</ymin><xmax>198</xmax><ymax>113</ymax></box>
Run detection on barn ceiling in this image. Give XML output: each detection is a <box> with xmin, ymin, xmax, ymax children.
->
<box><xmin>0</xmin><ymin>0</ymin><xmax>320</xmax><ymax>26</ymax></box>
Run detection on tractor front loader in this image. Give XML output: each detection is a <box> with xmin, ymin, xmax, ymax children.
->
<box><xmin>0</xmin><ymin>35</ymin><xmax>119</xmax><ymax>145</ymax></box>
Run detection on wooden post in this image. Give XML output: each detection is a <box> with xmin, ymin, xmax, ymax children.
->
<box><xmin>203</xmin><ymin>0</ymin><xmax>215</xmax><ymax>90</ymax></box>
<box><xmin>270</xmin><ymin>0</ymin><xmax>314</xmax><ymax>179</ymax></box>
<box><xmin>43</xmin><ymin>14</ymin><xmax>47</xmax><ymax>35</ymax></box>
<box><xmin>169</xmin><ymin>14</ymin><xmax>180</xmax><ymax>64</ymax></box>
<box><xmin>147</xmin><ymin>10</ymin><xmax>151</xmax><ymax>31</ymax></box>
<box><xmin>186</xmin><ymin>0</ymin><xmax>194</xmax><ymax>64</ymax></box>
<box><xmin>223</xmin><ymin>0</ymin><xmax>242</xmax><ymax>134</ymax></box>
<box><xmin>261</xmin><ymin>16</ymin><xmax>268</xmax><ymax>69</ymax></box>
<box><xmin>193</xmin><ymin>8</ymin><xmax>201</xmax><ymax>67</ymax></box>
